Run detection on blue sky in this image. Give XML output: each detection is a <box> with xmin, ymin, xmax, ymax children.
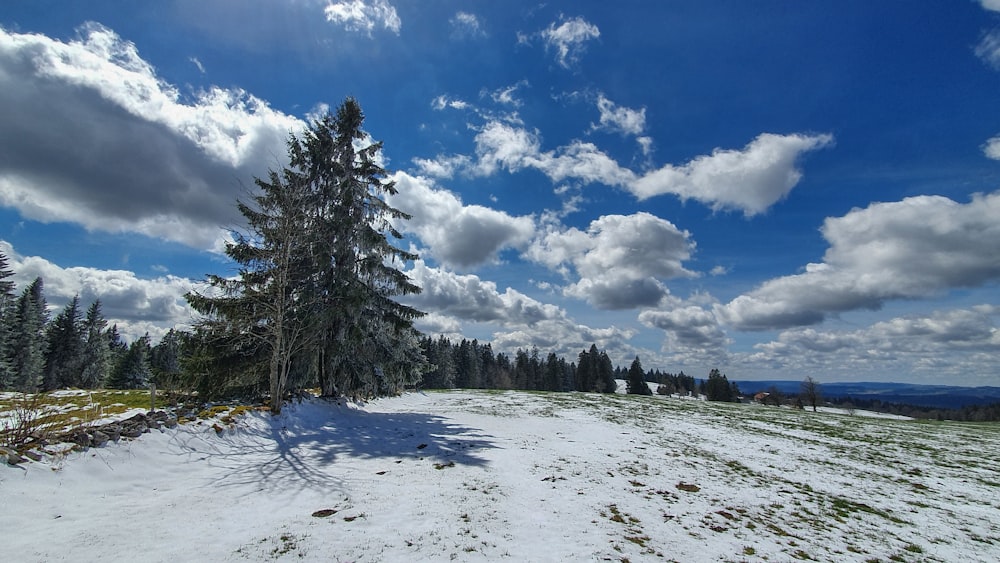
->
<box><xmin>2</xmin><ymin>1</ymin><xmax>999</xmax><ymax>386</ymax></box>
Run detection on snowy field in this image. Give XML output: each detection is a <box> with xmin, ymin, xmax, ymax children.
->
<box><xmin>3</xmin><ymin>389</ymin><xmax>999</xmax><ymax>562</ymax></box>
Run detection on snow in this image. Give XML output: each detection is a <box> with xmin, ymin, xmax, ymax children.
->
<box><xmin>3</xmin><ymin>390</ymin><xmax>999</xmax><ymax>562</ymax></box>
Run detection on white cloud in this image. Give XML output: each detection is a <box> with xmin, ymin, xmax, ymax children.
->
<box><xmin>746</xmin><ymin>306</ymin><xmax>1000</xmax><ymax>383</ymax></box>
<box><xmin>472</xmin><ymin>121</ymin><xmax>544</xmax><ymax>176</ymax></box>
<box><xmin>405</xmin><ymin>260</ymin><xmax>565</xmax><ymax>325</ymax></box>
<box><xmin>324</xmin><ymin>0</ymin><xmax>401</xmax><ymax>36</ymax></box>
<box><xmin>719</xmin><ymin>192</ymin><xmax>1000</xmax><ymax>330</ymax></box>
<box><xmin>592</xmin><ymin>94</ymin><xmax>646</xmax><ymax>136</ymax></box>
<box><xmin>388</xmin><ymin>172</ymin><xmax>536</xmax><ymax>268</ymax></box>
<box><xmin>189</xmin><ymin>56</ymin><xmax>206</xmax><ymax>74</ymax></box>
<box><xmin>2</xmin><ymin>240</ymin><xmax>195</xmax><ymax>344</ymax></box>
<box><xmin>487</xmin><ymin>81</ymin><xmax>528</xmax><ymax>107</ymax></box>
<box><xmin>431</xmin><ymin>95</ymin><xmax>470</xmax><ymax>111</ymax></box>
<box><xmin>0</xmin><ymin>24</ymin><xmax>304</xmax><ymax>251</ymax></box>
<box><xmin>639</xmin><ymin>304</ymin><xmax>732</xmax><ymax>364</ymax></box>
<box><xmin>983</xmin><ymin>135</ymin><xmax>1000</xmax><ymax>160</ymax></box>
<box><xmin>468</xmin><ymin>121</ymin><xmax>636</xmax><ymax>187</ymax></box>
<box><xmin>981</xmin><ymin>0</ymin><xmax>1000</xmax><ymax>13</ymax></box>
<box><xmin>450</xmin><ymin>12</ymin><xmax>485</xmax><ymax>39</ymax></box>
<box><xmin>533</xmin><ymin>141</ymin><xmax>638</xmax><ymax>187</ymax></box>
<box><xmin>976</xmin><ymin>29</ymin><xmax>1000</xmax><ymax>69</ymax></box>
<box><xmin>402</xmin><ymin>259</ymin><xmax>643</xmax><ymax>367</ymax></box>
<box><xmin>438</xmin><ymin>120</ymin><xmax>828</xmax><ymax>216</ymax></box>
<box><xmin>637</xmin><ymin>136</ymin><xmax>654</xmax><ymax>158</ymax></box>
<box><xmin>541</xmin><ymin>16</ymin><xmax>600</xmax><ymax>69</ymax></box>
<box><xmin>630</xmin><ymin>133</ymin><xmax>834</xmax><ymax>216</ymax></box>
<box><xmin>490</xmin><ymin>320</ymin><xmax>636</xmax><ymax>363</ymax></box>
<box><xmin>525</xmin><ymin>213</ymin><xmax>696</xmax><ymax>310</ymax></box>
<box><xmin>411</xmin><ymin>155</ymin><xmax>472</xmax><ymax>179</ymax></box>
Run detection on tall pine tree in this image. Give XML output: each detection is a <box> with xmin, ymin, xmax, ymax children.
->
<box><xmin>42</xmin><ymin>295</ymin><xmax>84</xmax><ymax>390</ymax></box>
<box><xmin>187</xmin><ymin>98</ymin><xmax>425</xmax><ymax>411</ymax></box>
<box><xmin>106</xmin><ymin>334</ymin><xmax>152</xmax><ymax>389</ymax></box>
<box><xmin>79</xmin><ymin>300</ymin><xmax>111</xmax><ymax>389</ymax></box>
<box><xmin>298</xmin><ymin>99</ymin><xmax>424</xmax><ymax>397</ymax></box>
<box><xmin>10</xmin><ymin>278</ymin><xmax>48</xmax><ymax>391</ymax></box>
<box><xmin>626</xmin><ymin>356</ymin><xmax>651</xmax><ymax>395</ymax></box>
<box><xmin>0</xmin><ymin>251</ymin><xmax>16</xmax><ymax>389</ymax></box>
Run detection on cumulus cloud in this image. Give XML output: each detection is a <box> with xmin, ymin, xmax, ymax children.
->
<box><xmin>404</xmin><ymin>260</ymin><xmax>565</xmax><ymax>325</ymax></box>
<box><xmin>541</xmin><ymin>16</ymin><xmax>600</xmax><ymax>68</ymax></box>
<box><xmin>525</xmin><ymin>213</ymin><xmax>696</xmax><ymax>310</ymax></box>
<box><xmin>324</xmin><ymin>0</ymin><xmax>401</xmax><ymax>35</ymax></box>
<box><xmin>472</xmin><ymin>121</ymin><xmax>544</xmax><ymax>176</ymax></box>
<box><xmin>592</xmin><ymin>94</ymin><xmax>646</xmax><ymax>136</ymax></box>
<box><xmin>0</xmin><ymin>24</ymin><xmax>304</xmax><ymax>250</ymax></box>
<box><xmin>388</xmin><ymin>172</ymin><xmax>536</xmax><ymax>268</ymax></box>
<box><xmin>747</xmin><ymin>306</ymin><xmax>1000</xmax><ymax>382</ymax></box>
<box><xmin>411</xmin><ymin>155</ymin><xmax>472</xmax><ymax>179</ymax></box>
<box><xmin>402</xmin><ymin>259</ymin><xmax>642</xmax><ymax>366</ymax></box>
<box><xmin>2</xmin><ymin>240</ymin><xmax>195</xmax><ymax>344</ymax></box>
<box><xmin>434</xmin><ymin>120</ymin><xmax>828</xmax><ymax>216</ymax></box>
<box><xmin>490</xmin><ymin>320</ymin><xmax>636</xmax><ymax>361</ymax></box>
<box><xmin>719</xmin><ymin>192</ymin><xmax>1000</xmax><ymax>330</ymax></box>
<box><xmin>638</xmin><ymin>304</ymin><xmax>732</xmax><ymax>365</ymax></box>
<box><xmin>630</xmin><ymin>133</ymin><xmax>834</xmax><ymax>216</ymax></box>
<box><xmin>468</xmin><ymin>121</ymin><xmax>637</xmax><ymax>186</ymax></box>
<box><xmin>450</xmin><ymin>12</ymin><xmax>485</xmax><ymax>39</ymax></box>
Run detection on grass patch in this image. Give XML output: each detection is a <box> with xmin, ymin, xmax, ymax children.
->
<box><xmin>830</xmin><ymin>497</ymin><xmax>906</xmax><ymax>524</ymax></box>
<box><xmin>1</xmin><ymin>390</ymin><xmax>173</xmax><ymax>447</ymax></box>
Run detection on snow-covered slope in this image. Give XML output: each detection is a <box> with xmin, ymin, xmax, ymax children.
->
<box><xmin>3</xmin><ymin>390</ymin><xmax>998</xmax><ymax>562</ymax></box>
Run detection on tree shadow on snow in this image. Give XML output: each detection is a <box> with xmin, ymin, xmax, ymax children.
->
<box><xmin>167</xmin><ymin>398</ymin><xmax>497</xmax><ymax>495</ymax></box>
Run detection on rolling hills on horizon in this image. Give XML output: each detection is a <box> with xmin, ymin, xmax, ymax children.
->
<box><xmin>734</xmin><ymin>380</ymin><xmax>1000</xmax><ymax>410</ymax></box>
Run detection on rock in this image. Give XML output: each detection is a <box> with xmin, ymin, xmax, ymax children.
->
<box><xmin>102</xmin><ymin>424</ymin><xmax>121</xmax><ymax>442</ymax></box>
<box><xmin>22</xmin><ymin>449</ymin><xmax>42</xmax><ymax>462</ymax></box>
<box><xmin>69</xmin><ymin>429</ymin><xmax>92</xmax><ymax>449</ymax></box>
<box><xmin>91</xmin><ymin>430</ymin><xmax>110</xmax><ymax>447</ymax></box>
<box><xmin>3</xmin><ymin>448</ymin><xmax>25</xmax><ymax>465</ymax></box>
<box><xmin>121</xmin><ymin>423</ymin><xmax>146</xmax><ymax>439</ymax></box>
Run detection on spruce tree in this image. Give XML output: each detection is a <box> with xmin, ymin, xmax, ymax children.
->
<box><xmin>150</xmin><ymin>328</ymin><xmax>183</xmax><ymax>388</ymax></box>
<box><xmin>10</xmin><ymin>278</ymin><xmax>48</xmax><ymax>391</ymax></box>
<box><xmin>598</xmin><ymin>350</ymin><xmax>617</xmax><ymax>393</ymax></box>
<box><xmin>79</xmin><ymin>300</ymin><xmax>111</xmax><ymax>389</ymax></box>
<box><xmin>576</xmin><ymin>344</ymin><xmax>599</xmax><ymax>392</ymax></box>
<box><xmin>106</xmin><ymin>334</ymin><xmax>152</xmax><ymax>389</ymax></box>
<box><xmin>544</xmin><ymin>352</ymin><xmax>563</xmax><ymax>392</ymax></box>
<box><xmin>626</xmin><ymin>356</ymin><xmax>651</xmax><ymax>395</ymax></box>
<box><xmin>0</xmin><ymin>251</ymin><xmax>16</xmax><ymax>389</ymax></box>
<box><xmin>187</xmin><ymin>98</ymin><xmax>425</xmax><ymax>411</ymax></box>
<box><xmin>42</xmin><ymin>295</ymin><xmax>84</xmax><ymax>390</ymax></box>
<box><xmin>289</xmin><ymin>99</ymin><xmax>425</xmax><ymax>397</ymax></box>
<box><xmin>704</xmin><ymin>368</ymin><xmax>734</xmax><ymax>402</ymax></box>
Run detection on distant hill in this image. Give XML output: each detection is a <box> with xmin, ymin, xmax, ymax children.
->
<box><xmin>734</xmin><ymin>380</ymin><xmax>1000</xmax><ymax>410</ymax></box>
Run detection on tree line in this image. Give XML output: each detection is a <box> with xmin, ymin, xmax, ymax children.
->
<box><xmin>419</xmin><ymin>337</ymin><xmax>617</xmax><ymax>393</ymax></box>
<box><xmin>825</xmin><ymin>396</ymin><xmax>1000</xmax><ymax>422</ymax></box>
<box><xmin>0</xmin><ymin>252</ymin><xmax>730</xmax><ymax>401</ymax></box>
<box><xmin>0</xmin><ymin>259</ymin><xmax>183</xmax><ymax>392</ymax></box>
